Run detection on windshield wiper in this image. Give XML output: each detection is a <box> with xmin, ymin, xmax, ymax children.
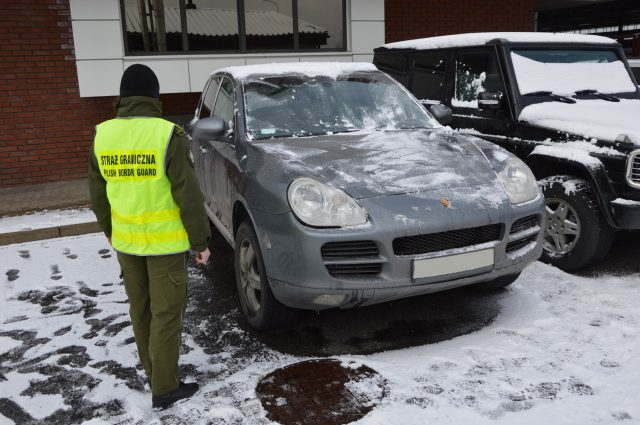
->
<box><xmin>327</xmin><ymin>128</ymin><xmax>361</xmax><ymax>135</ymax></box>
<box><xmin>574</xmin><ymin>89</ymin><xmax>620</xmax><ymax>102</ymax></box>
<box><xmin>524</xmin><ymin>91</ymin><xmax>576</xmax><ymax>104</ymax></box>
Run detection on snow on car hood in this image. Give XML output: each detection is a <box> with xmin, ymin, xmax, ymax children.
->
<box><xmin>254</xmin><ymin>129</ymin><xmax>503</xmax><ymax>200</ymax></box>
<box><xmin>519</xmin><ymin>99</ymin><xmax>640</xmax><ymax>145</ymax></box>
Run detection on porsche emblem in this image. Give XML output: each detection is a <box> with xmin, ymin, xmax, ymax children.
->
<box><xmin>440</xmin><ymin>197</ymin><xmax>451</xmax><ymax>208</ymax></box>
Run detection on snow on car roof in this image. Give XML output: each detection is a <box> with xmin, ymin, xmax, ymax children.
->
<box><xmin>216</xmin><ymin>62</ymin><xmax>378</xmax><ymax>80</ymax></box>
<box><xmin>379</xmin><ymin>32</ymin><xmax>617</xmax><ymax>50</ymax></box>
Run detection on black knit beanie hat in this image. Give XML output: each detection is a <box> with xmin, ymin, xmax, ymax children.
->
<box><xmin>119</xmin><ymin>64</ymin><xmax>160</xmax><ymax>98</ymax></box>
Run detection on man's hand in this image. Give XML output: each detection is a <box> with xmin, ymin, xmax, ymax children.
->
<box><xmin>195</xmin><ymin>248</ymin><xmax>211</xmax><ymax>265</ymax></box>
<box><xmin>107</xmin><ymin>237</ymin><xmax>112</xmax><ymax>247</ymax></box>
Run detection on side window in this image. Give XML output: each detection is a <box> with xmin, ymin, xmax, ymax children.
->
<box><xmin>375</xmin><ymin>54</ymin><xmax>408</xmax><ymax>85</ymax></box>
<box><xmin>198</xmin><ymin>78</ymin><xmax>220</xmax><ymax>119</ymax></box>
<box><xmin>213</xmin><ymin>77</ymin><xmax>234</xmax><ymax>129</ymax></box>
<box><xmin>411</xmin><ymin>53</ymin><xmax>447</xmax><ymax>103</ymax></box>
<box><xmin>453</xmin><ymin>51</ymin><xmax>504</xmax><ymax>108</ymax></box>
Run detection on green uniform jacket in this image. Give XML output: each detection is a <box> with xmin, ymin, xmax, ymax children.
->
<box><xmin>88</xmin><ymin>96</ymin><xmax>211</xmax><ymax>252</ymax></box>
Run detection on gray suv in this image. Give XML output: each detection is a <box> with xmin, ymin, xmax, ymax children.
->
<box><xmin>188</xmin><ymin>62</ymin><xmax>544</xmax><ymax>330</ymax></box>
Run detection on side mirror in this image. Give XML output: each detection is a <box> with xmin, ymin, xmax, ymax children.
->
<box><xmin>429</xmin><ymin>104</ymin><xmax>452</xmax><ymax>126</ymax></box>
<box><xmin>192</xmin><ymin>117</ymin><xmax>225</xmax><ymax>142</ymax></box>
<box><xmin>478</xmin><ymin>91</ymin><xmax>503</xmax><ymax>109</ymax></box>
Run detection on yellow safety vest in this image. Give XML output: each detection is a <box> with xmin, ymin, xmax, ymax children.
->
<box><xmin>94</xmin><ymin>117</ymin><xmax>190</xmax><ymax>255</ymax></box>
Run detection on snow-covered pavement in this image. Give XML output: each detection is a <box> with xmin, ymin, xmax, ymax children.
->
<box><xmin>1</xmin><ymin>233</ymin><xmax>639</xmax><ymax>424</ymax></box>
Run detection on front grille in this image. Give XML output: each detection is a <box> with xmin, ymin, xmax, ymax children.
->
<box><xmin>393</xmin><ymin>224</ymin><xmax>503</xmax><ymax>256</ymax></box>
<box><xmin>628</xmin><ymin>150</ymin><xmax>640</xmax><ymax>188</ymax></box>
<box><xmin>325</xmin><ymin>263</ymin><xmax>382</xmax><ymax>276</ymax></box>
<box><xmin>510</xmin><ymin>215</ymin><xmax>540</xmax><ymax>234</ymax></box>
<box><xmin>506</xmin><ymin>234</ymin><xmax>538</xmax><ymax>254</ymax></box>
<box><xmin>321</xmin><ymin>241</ymin><xmax>378</xmax><ymax>259</ymax></box>
<box><xmin>322</xmin><ymin>241</ymin><xmax>382</xmax><ymax>278</ymax></box>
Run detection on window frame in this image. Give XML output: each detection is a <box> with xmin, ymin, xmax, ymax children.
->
<box><xmin>212</xmin><ymin>76</ymin><xmax>235</xmax><ymax>130</ymax></box>
<box><xmin>196</xmin><ymin>78</ymin><xmax>219</xmax><ymax>120</ymax></box>
<box><xmin>452</xmin><ymin>47</ymin><xmax>507</xmax><ymax>110</ymax></box>
<box><xmin>120</xmin><ymin>0</ymin><xmax>348</xmax><ymax>56</ymax></box>
<box><xmin>410</xmin><ymin>51</ymin><xmax>448</xmax><ymax>104</ymax></box>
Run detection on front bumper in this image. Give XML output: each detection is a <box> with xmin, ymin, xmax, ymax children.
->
<box><xmin>252</xmin><ymin>188</ymin><xmax>545</xmax><ymax>310</ymax></box>
<box><xmin>611</xmin><ymin>198</ymin><xmax>640</xmax><ymax>229</ymax></box>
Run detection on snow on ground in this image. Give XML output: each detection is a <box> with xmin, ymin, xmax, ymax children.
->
<box><xmin>1</xmin><ymin>234</ymin><xmax>639</xmax><ymax>424</ymax></box>
<box><xmin>0</xmin><ymin>209</ymin><xmax>96</xmax><ymax>233</ymax></box>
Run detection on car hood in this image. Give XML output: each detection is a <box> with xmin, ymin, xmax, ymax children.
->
<box><xmin>519</xmin><ymin>98</ymin><xmax>640</xmax><ymax>145</ymax></box>
<box><xmin>252</xmin><ymin>129</ymin><xmax>501</xmax><ymax>199</ymax></box>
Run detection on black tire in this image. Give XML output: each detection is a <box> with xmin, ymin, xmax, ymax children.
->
<box><xmin>472</xmin><ymin>273</ymin><xmax>520</xmax><ymax>291</ymax></box>
<box><xmin>234</xmin><ymin>221</ymin><xmax>299</xmax><ymax>330</ymax></box>
<box><xmin>538</xmin><ymin>176</ymin><xmax>614</xmax><ymax>271</ymax></box>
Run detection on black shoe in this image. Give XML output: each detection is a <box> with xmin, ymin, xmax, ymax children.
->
<box><xmin>152</xmin><ymin>381</ymin><xmax>199</xmax><ymax>409</ymax></box>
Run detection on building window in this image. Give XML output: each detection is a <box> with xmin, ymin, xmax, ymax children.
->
<box><xmin>121</xmin><ymin>0</ymin><xmax>346</xmax><ymax>55</ymax></box>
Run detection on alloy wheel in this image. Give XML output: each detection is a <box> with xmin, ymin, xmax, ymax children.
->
<box><xmin>238</xmin><ymin>237</ymin><xmax>262</xmax><ymax>316</ymax></box>
<box><xmin>543</xmin><ymin>198</ymin><xmax>581</xmax><ymax>255</ymax></box>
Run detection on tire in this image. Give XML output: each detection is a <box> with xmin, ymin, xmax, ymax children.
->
<box><xmin>234</xmin><ymin>221</ymin><xmax>299</xmax><ymax>330</ymax></box>
<box><xmin>472</xmin><ymin>273</ymin><xmax>520</xmax><ymax>291</ymax></box>
<box><xmin>538</xmin><ymin>176</ymin><xmax>614</xmax><ymax>271</ymax></box>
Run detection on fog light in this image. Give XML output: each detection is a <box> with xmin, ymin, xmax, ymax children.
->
<box><xmin>313</xmin><ymin>294</ymin><xmax>348</xmax><ymax>306</ymax></box>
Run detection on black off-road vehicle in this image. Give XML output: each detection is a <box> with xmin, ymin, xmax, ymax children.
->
<box><xmin>374</xmin><ymin>32</ymin><xmax>640</xmax><ymax>270</ymax></box>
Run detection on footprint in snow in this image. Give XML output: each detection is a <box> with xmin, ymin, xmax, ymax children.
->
<box><xmin>62</xmin><ymin>248</ymin><xmax>78</xmax><ymax>260</ymax></box>
<box><xmin>18</xmin><ymin>250</ymin><xmax>30</xmax><ymax>259</ymax></box>
<box><xmin>6</xmin><ymin>269</ymin><xmax>19</xmax><ymax>282</ymax></box>
<box><xmin>50</xmin><ymin>265</ymin><xmax>62</xmax><ymax>281</ymax></box>
<box><xmin>98</xmin><ymin>249</ymin><xmax>111</xmax><ymax>259</ymax></box>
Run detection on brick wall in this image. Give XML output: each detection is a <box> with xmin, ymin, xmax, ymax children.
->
<box><xmin>385</xmin><ymin>0</ymin><xmax>535</xmax><ymax>43</ymax></box>
<box><xmin>0</xmin><ymin>0</ymin><xmax>199</xmax><ymax>188</ymax></box>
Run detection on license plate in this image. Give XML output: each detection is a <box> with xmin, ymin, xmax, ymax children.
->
<box><xmin>413</xmin><ymin>248</ymin><xmax>494</xmax><ymax>280</ymax></box>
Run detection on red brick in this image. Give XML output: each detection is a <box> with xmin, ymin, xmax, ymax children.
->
<box><xmin>385</xmin><ymin>0</ymin><xmax>535</xmax><ymax>42</ymax></box>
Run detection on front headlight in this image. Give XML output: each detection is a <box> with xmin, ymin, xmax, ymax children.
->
<box><xmin>498</xmin><ymin>156</ymin><xmax>539</xmax><ymax>204</ymax></box>
<box><xmin>288</xmin><ymin>178</ymin><xmax>368</xmax><ymax>227</ymax></box>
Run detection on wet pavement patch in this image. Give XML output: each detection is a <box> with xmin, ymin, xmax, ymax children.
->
<box><xmin>257</xmin><ymin>359</ymin><xmax>386</xmax><ymax>425</ymax></box>
<box><xmin>252</xmin><ymin>288</ymin><xmax>500</xmax><ymax>356</ymax></box>
<box><xmin>90</xmin><ymin>360</ymin><xmax>145</xmax><ymax>391</ymax></box>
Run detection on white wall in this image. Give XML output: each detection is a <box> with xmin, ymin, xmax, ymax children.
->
<box><xmin>70</xmin><ymin>0</ymin><xmax>384</xmax><ymax>97</ymax></box>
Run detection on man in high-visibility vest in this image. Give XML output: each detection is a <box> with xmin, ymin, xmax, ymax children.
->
<box><xmin>89</xmin><ymin>64</ymin><xmax>211</xmax><ymax>410</ymax></box>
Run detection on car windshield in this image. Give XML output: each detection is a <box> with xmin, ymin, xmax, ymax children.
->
<box><xmin>243</xmin><ymin>72</ymin><xmax>438</xmax><ymax>139</ymax></box>
<box><xmin>511</xmin><ymin>49</ymin><xmax>637</xmax><ymax>97</ymax></box>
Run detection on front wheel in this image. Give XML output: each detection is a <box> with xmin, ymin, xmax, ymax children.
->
<box><xmin>538</xmin><ymin>176</ymin><xmax>614</xmax><ymax>271</ymax></box>
<box><xmin>234</xmin><ymin>222</ymin><xmax>299</xmax><ymax>330</ymax></box>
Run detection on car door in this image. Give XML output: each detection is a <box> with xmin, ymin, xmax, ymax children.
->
<box><xmin>209</xmin><ymin>76</ymin><xmax>239</xmax><ymax>233</ymax></box>
<box><xmin>190</xmin><ymin>77</ymin><xmax>220</xmax><ymax>210</ymax></box>
<box><xmin>449</xmin><ymin>48</ymin><xmax>517</xmax><ymax>152</ymax></box>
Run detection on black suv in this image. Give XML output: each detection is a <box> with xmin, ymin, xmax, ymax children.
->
<box><xmin>374</xmin><ymin>32</ymin><xmax>640</xmax><ymax>270</ymax></box>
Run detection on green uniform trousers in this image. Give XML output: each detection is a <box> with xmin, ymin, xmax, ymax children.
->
<box><xmin>117</xmin><ymin>251</ymin><xmax>188</xmax><ymax>396</ymax></box>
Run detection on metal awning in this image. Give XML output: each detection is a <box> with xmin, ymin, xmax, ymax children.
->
<box><xmin>125</xmin><ymin>7</ymin><xmax>327</xmax><ymax>36</ymax></box>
